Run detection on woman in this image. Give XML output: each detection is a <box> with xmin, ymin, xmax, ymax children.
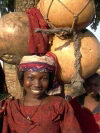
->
<box><xmin>70</xmin><ymin>73</ymin><xmax>100</xmax><ymax>133</ymax></box>
<box><xmin>0</xmin><ymin>52</ymin><xmax>81</xmax><ymax>133</ymax></box>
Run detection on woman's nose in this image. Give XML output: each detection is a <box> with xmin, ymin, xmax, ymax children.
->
<box><xmin>33</xmin><ymin>79</ymin><xmax>41</xmax><ymax>87</ymax></box>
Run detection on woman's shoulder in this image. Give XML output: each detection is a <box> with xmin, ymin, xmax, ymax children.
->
<box><xmin>0</xmin><ymin>94</ymin><xmax>15</xmax><ymax>113</ymax></box>
<box><xmin>43</xmin><ymin>96</ymin><xmax>70</xmax><ymax>116</ymax></box>
<box><xmin>46</xmin><ymin>96</ymin><xmax>70</xmax><ymax>110</ymax></box>
<box><xmin>48</xmin><ymin>96</ymin><xmax>66</xmax><ymax>104</ymax></box>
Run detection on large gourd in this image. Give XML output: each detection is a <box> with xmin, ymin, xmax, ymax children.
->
<box><xmin>50</xmin><ymin>30</ymin><xmax>100</xmax><ymax>83</ymax></box>
<box><xmin>37</xmin><ymin>0</ymin><xmax>95</xmax><ymax>30</ymax></box>
<box><xmin>0</xmin><ymin>12</ymin><xmax>29</xmax><ymax>56</ymax></box>
<box><xmin>0</xmin><ymin>12</ymin><xmax>30</xmax><ymax>63</ymax></box>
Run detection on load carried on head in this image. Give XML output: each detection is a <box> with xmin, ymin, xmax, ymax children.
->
<box><xmin>0</xmin><ymin>0</ymin><xmax>99</xmax><ymax>97</ymax></box>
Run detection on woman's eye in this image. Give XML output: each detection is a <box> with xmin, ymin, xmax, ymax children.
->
<box><xmin>28</xmin><ymin>76</ymin><xmax>34</xmax><ymax>80</ymax></box>
<box><xmin>42</xmin><ymin>77</ymin><xmax>49</xmax><ymax>81</ymax></box>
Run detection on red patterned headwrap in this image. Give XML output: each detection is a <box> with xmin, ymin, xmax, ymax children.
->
<box><xmin>19</xmin><ymin>52</ymin><xmax>62</xmax><ymax>95</ymax></box>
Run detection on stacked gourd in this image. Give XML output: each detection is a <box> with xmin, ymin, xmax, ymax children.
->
<box><xmin>38</xmin><ymin>0</ymin><xmax>100</xmax><ymax>83</ymax></box>
<box><xmin>0</xmin><ymin>0</ymin><xmax>100</xmax><ymax>85</ymax></box>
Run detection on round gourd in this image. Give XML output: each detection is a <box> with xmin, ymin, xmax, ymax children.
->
<box><xmin>0</xmin><ymin>12</ymin><xmax>31</xmax><ymax>64</ymax></box>
<box><xmin>0</xmin><ymin>12</ymin><xmax>29</xmax><ymax>57</ymax></box>
<box><xmin>37</xmin><ymin>0</ymin><xmax>95</xmax><ymax>30</ymax></box>
<box><xmin>50</xmin><ymin>30</ymin><xmax>100</xmax><ymax>83</ymax></box>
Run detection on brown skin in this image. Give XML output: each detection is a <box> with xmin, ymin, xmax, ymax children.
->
<box><xmin>20</xmin><ymin>71</ymin><xmax>53</xmax><ymax>106</ymax></box>
<box><xmin>83</xmin><ymin>77</ymin><xmax>100</xmax><ymax>112</ymax></box>
<box><xmin>85</xmin><ymin>77</ymin><xmax>100</xmax><ymax>95</ymax></box>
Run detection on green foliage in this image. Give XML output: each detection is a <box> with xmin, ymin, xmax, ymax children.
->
<box><xmin>1</xmin><ymin>0</ymin><xmax>15</xmax><ymax>15</ymax></box>
<box><xmin>91</xmin><ymin>0</ymin><xmax>100</xmax><ymax>30</ymax></box>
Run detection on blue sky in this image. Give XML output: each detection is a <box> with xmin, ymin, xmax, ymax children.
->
<box><xmin>87</xmin><ymin>22</ymin><xmax>100</xmax><ymax>42</ymax></box>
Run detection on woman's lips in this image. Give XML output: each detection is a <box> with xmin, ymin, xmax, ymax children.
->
<box><xmin>30</xmin><ymin>85</ymin><xmax>42</xmax><ymax>94</ymax></box>
<box><xmin>31</xmin><ymin>87</ymin><xmax>42</xmax><ymax>94</ymax></box>
<box><xmin>31</xmin><ymin>90</ymin><xmax>41</xmax><ymax>94</ymax></box>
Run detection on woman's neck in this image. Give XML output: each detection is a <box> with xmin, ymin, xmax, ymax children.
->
<box><xmin>83</xmin><ymin>94</ymin><xmax>99</xmax><ymax>112</ymax></box>
<box><xmin>20</xmin><ymin>93</ymin><xmax>48</xmax><ymax>106</ymax></box>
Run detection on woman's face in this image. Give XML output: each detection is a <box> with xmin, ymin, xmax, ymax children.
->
<box><xmin>85</xmin><ymin>77</ymin><xmax>100</xmax><ymax>95</ymax></box>
<box><xmin>23</xmin><ymin>71</ymin><xmax>49</xmax><ymax>98</ymax></box>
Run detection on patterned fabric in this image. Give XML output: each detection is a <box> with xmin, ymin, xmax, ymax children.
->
<box><xmin>19</xmin><ymin>52</ymin><xmax>61</xmax><ymax>95</ymax></box>
<box><xmin>19</xmin><ymin>62</ymin><xmax>55</xmax><ymax>73</ymax></box>
<box><xmin>19</xmin><ymin>53</ymin><xmax>55</xmax><ymax>73</ymax></box>
<box><xmin>0</xmin><ymin>97</ymin><xmax>82</xmax><ymax>133</ymax></box>
<box><xmin>26</xmin><ymin>8</ymin><xmax>49</xmax><ymax>54</ymax></box>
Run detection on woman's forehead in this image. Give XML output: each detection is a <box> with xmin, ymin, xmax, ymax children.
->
<box><xmin>24</xmin><ymin>71</ymin><xmax>49</xmax><ymax>76</ymax></box>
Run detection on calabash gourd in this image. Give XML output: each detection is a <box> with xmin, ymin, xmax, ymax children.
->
<box><xmin>37</xmin><ymin>0</ymin><xmax>95</xmax><ymax>30</ymax></box>
<box><xmin>50</xmin><ymin>30</ymin><xmax>100</xmax><ymax>83</ymax></box>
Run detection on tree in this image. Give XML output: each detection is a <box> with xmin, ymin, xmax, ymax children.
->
<box><xmin>91</xmin><ymin>0</ymin><xmax>100</xmax><ymax>30</ymax></box>
<box><xmin>0</xmin><ymin>0</ymin><xmax>14</xmax><ymax>15</ymax></box>
<box><xmin>15</xmin><ymin>0</ymin><xmax>39</xmax><ymax>11</ymax></box>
